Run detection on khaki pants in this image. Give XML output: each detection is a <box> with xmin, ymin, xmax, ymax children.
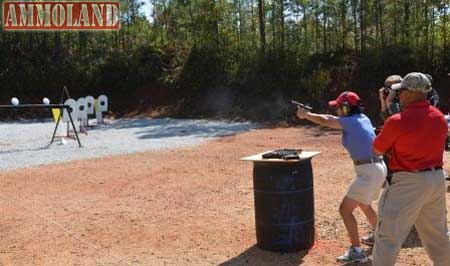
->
<box><xmin>372</xmin><ymin>170</ymin><xmax>450</xmax><ymax>266</ymax></box>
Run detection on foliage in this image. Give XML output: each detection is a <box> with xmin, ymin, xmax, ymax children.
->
<box><xmin>2</xmin><ymin>0</ymin><xmax>450</xmax><ymax>120</ymax></box>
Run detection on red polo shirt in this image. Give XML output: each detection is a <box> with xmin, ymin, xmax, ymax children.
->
<box><xmin>373</xmin><ymin>100</ymin><xmax>447</xmax><ymax>171</ymax></box>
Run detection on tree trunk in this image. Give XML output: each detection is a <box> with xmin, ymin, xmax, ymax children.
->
<box><xmin>375</xmin><ymin>0</ymin><xmax>379</xmax><ymax>47</ymax></box>
<box><xmin>315</xmin><ymin>0</ymin><xmax>320</xmax><ymax>52</ymax></box>
<box><xmin>393</xmin><ymin>1</ymin><xmax>397</xmax><ymax>45</ymax></box>
<box><xmin>302</xmin><ymin>1</ymin><xmax>308</xmax><ymax>50</ymax></box>
<box><xmin>415</xmin><ymin>2</ymin><xmax>419</xmax><ymax>49</ymax></box>
<box><xmin>402</xmin><ymin>2</ymin><xmax>410</xmax><ymax>45</ymax></box>
<box><xmin>279</xmin><ymin>0</ymin><xmax>285</xmax><ymax>50</ymax></box>
<box><xmin>271</xmin><ymin>0</ymin><xmax>276</xmax><ymax>49</ymax></box>
<box><xmin>235</xmin><ymin>0</ymin><xmax>241</xmax><ymax>50</ymax></box>
<box><xmin>295</xmin><ymin>1</ymin><xmax>300</xmax><ymax>45</ymax></box>
<box><xmin>238</xmin><ymin>0</ymin><xmax>244</xmax><ymax>48</ymax></box>
<box><xmin>250</xmin><ymin>0</ymin><xmax>256</xmax><ymax>47</ymax></box>
<box><xmin>188</xmin><ymin>1</ymin><xmax>196</xmax><ymax>46</ymax></box>
<box><xmin>379</xmin><ymin>0</ymin><xmax>385</xmax><ymax>49</ymax></box>
<box><xmin>352</xmin><ymin>0</ymin><xmax>358</xmax><ymax>52</ymax></box>
<box><xmin>323</xmin><ymin>4</ymin><xmax>327</xmax><ymax>53</ymax></box>
<box><xmin>444</xmin><ymin>3</ymin><xmax>448</xmax><ymax>50</ymax></box>
<box><xmin>359</xmin><ymin>0</ymin><xmax>364</xmax><ymax>53</ymax></box>
<box><xmin>425</xmin><ymin>0</ymin><xmax>429</xmax><ymax>62</ymax></box>
<box><xmin>257</xmin><ymin>0</ymin><xmax>266</xmax><ymax>51</ymax></box>
<box><xmin>430</xmin><ymin>4</ymin><xmax>435</xmax><ymax>65</ymax></box>
<box><xmin>340</xmin><ymin>0</ymin><xmax>347</xmax><ymax>50</ymax></box>
<box><xmin>212</xmin><ymin>1</ymin><xmax>220</xmax><ymax>46</ymax></box>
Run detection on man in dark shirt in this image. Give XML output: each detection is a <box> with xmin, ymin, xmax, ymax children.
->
<box><xmin>425</xmin><ymin>74</ymin><xmax>440</xmax><ymax>108</ymax></box>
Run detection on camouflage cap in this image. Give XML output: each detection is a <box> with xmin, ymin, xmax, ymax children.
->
<box><xmin>391</xmin><ymin>72</ymin><xmax>432</xmax><ymax>93</ymax></box>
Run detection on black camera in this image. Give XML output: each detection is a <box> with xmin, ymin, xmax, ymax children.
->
<box><xmin>382</xmin><ymin>87</ymin><xmax>391</xmax><ymax>97</ymax></box>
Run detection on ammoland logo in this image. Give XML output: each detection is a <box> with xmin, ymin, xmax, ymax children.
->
<box><xmin>2</xmin><ymin>0</ymin><xmax>120</xmax><ymax>31</ymax></box>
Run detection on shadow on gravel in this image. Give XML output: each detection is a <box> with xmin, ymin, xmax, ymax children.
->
<box><xmin>136</xmin><ymin>123</ymin><xmax>255</xmax><ymax>139</ymax></box>
<box><xmin>218</xmin><ymin>245</ymin><xmax>308</xmax><ymax>266</ymax></box>
<box><xmin>88</xmin><ymin>118</ymin><xmax>257</xmax><ymax>139</ymax></box>
<box><xmin>0</xmin><ymin>146</ymin><xmax>49</xmax><ymax>155</ymax></box>
<box><xmin>342</xmin><ymin>261</ymin><xmax>372</xmax><ymax>266</ymax></box>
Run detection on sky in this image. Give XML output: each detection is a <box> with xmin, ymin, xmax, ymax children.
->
<box><xmin>141</xmin><ymin>1</ymin><xmax>153</xmax><ymax>21</ymax></box>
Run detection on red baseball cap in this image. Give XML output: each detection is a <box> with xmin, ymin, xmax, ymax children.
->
<box><xmin>328</xmin><ymin>91</ymin><xmax>361</xmax><ymax>108</ymax></box>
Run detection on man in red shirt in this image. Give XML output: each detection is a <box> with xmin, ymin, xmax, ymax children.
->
<box><xmin>372</xmin><ymin>72</ymin><xmax>450</xmax><ymax>266</ymax></box>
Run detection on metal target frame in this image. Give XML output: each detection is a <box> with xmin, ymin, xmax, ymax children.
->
<box><xmin>0</xmin><ymin>104</ymin><xmax>82</xmax><ymax>147</ymax></box>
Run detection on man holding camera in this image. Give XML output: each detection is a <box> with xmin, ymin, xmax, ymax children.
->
<box><xmin>377</xmin><ymin>75</ymin><xmax>403</xmax><ymax>186</ymax></box>
<box><xmin>379</xmin><ymin>75</ymin><xmax>402</xmax><ymax>122</ymax></box>
<box><xmin>380</xmin><ymin>74</ymin><xmax>440</xmax><ymax>121</ymax></box>
<box><xmin>372</xmin><ymin>72</ymin><xmax>450</xmax><ymax>266</ymax></box>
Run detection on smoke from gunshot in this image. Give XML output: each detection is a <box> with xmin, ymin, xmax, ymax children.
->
<box><xmin>249</xmin><ymin>93</ymin><xmax>291</xmax><ymax>121</ymax></box>
<box><xmin>202</xmin><ymin>87</ymin><xmax>303</xmax><ymax>121</ymax></box>
<box><xmin>203</xmin><ymin>86</ymin><xmax>234</xmax><ymax>117</ymax></box>
<box><xmin>268</xmin><ymin>94</ymin><xmax>290</xmax><ymax>120</ymax></box>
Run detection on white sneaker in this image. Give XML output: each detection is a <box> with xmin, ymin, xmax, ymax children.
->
<box><xmin>336</xmin><ymin>247</ymin><xmax>369</xmax><ymax>263</ymax></box>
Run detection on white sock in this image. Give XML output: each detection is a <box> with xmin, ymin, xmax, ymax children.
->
<box><xmin>352</xmin><ymin>246</ymin><xmax>362</xmax><ymax>253</ymax></box>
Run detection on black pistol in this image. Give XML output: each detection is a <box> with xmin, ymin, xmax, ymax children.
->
<box><xmin>291</xmin><ymin>100</ymin><xmax>312</xmax><ymax>111</ymax></box>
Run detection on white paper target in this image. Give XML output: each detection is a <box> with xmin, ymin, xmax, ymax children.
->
<box><xmin>77</xmin><ymin>97</ymin><xmax>88</xmax><ymax>127</ymax></box>
<box><xmin>62</xmin><ymin>98</ymin><xmax>78</xmax><ymax>123</ymax></box>
<box><xmin>85</xmin><ymin>96</ymin><xmax>95</xmax><ymax>115</ymax></box>
<box><xmin>96</xmin><ymin>95</ymin><xmax>108</xmax><ymax>124</ymax></box>
<box><xmin>98</xmin><ymin>95</ymin><xmax>108</xmax><ymax>112</ymax></box>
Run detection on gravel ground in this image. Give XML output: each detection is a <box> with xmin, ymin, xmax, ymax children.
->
<box><xmin>0</xmin><ymin>118</ymin><xmax>256</xmax><ymax>171</ymax></box>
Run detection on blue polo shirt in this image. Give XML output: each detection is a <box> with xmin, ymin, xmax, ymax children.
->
<box><xmin>338</xmin><ymin>114</ymin><xmax>376</xmax><ymax>161</ymax></box>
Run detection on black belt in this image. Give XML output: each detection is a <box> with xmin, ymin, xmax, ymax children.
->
<box><xmin>392</xmin><ymin>166</ymin><xmax>443</xmax><ymax>173</ymax></box>
<box><xmin>353</xmin><ymin>157</ymin><xmax>383</xmax><ymax>166</ymax></box>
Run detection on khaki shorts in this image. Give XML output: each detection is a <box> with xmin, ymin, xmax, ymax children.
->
<box><xmin>346</xmin><ymin>161</ymin><xmax>387</xmax><ymax>205</ymax></box>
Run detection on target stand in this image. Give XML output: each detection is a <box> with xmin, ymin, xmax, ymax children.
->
<box><xmin>0</xmin><ymin>104</ymin><xmax>82</xmax><ymax>148</ymax></box>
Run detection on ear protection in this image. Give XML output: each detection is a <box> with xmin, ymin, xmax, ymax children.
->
<box><xmin>339</xmin><ymin>91</ymin><xmax>350</xmax><ymax>116</ymax></box>
<box><xmin>339</xmin><ymin>91</ymin><xmax>362</xmax><ymax>116</ymax></box>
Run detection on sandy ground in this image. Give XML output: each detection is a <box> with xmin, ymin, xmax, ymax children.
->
<box><xmin>0</xmin><ymin>125</ymin><xmax>448</xmax><ymax>266</ymax></box>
